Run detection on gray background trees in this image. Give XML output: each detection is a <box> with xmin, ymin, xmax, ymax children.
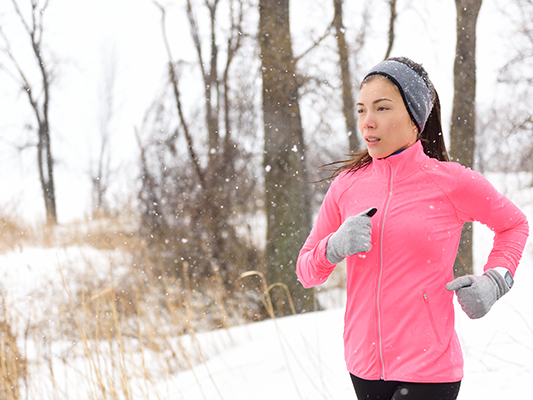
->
<box><xmin>477</xmin><ymin>0</ymin><xmax>533</xmax><ymax>181</ymax></box>
<box><xmin>0</xmin><ymin>0</ymin><xmax>57</xmax><ymax>224</ymax></box>
<box><xmin>0</xmin><ymin>0</ymin><xmax>531</xmax><ymax>315</ymax></box>
<box><xmin>135</xmin><ymin>0</ymin><xmax>261</xmax><ymax>298</ymax></box>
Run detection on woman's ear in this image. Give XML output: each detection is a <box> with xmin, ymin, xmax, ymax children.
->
<box><xmin>412</xmin><ymin>121</ymin><xmax>421</xmax><ymax>139</ymax></box>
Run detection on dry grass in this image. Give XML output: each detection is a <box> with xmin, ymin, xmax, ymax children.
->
<box><xmin>0</xmin><ymin>294</ymin><xmax>27</xmax><ymax>400</ymax></box>
<box><xmin>0</xmin><ymin>232</ymin><xmax>254</xmax><ymax>399</ymax></box>
<box><xmin>0</xmin><ymin>203</ymin><xmax>138</xmax><ymax>254</ymax></box>
<box><xmin>0</xmin><ymin>202</ymin><xmax>34</xmax><ymax>253</ymax></box>
<box><xmin>0</xmin><ymin>210</ymin><xmax>310</xmax><ymax>399</ymax></box>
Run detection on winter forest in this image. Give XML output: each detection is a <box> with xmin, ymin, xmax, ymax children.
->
<box><xmin>0</xmin><ymin>0</ymin><xmax>532</xmax><ymax>398</ymax></box>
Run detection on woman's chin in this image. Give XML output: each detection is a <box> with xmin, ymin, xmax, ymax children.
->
<box><xmin>367</xmin><ymin>149</ymin><xmax>389</xmax><ymax>159</ymax></box>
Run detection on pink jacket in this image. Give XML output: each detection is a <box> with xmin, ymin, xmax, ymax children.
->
<box><xmin>297</xmin><ymin>141</ymin><xmax>529</xmax><ymax>383</ymax></box>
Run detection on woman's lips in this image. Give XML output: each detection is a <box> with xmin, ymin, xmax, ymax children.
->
<box><xmin>365</xmin><ymin>136</ymin><xmax>381</xmax><ymax>146</ymax></box>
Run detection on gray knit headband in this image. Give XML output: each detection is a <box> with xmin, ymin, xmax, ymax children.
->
<box><xmin>364</xmin><ymin>60</ymin><xmax>434</xmax><ymax>132</ymax></box>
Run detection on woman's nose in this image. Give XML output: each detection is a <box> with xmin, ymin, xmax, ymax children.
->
<box><xmin>362</xmin><ymin>112</ymin><xmax>375</xmax><ymax>130</ymax></box>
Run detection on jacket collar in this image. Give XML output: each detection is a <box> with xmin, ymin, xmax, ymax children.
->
<box><xmin>371</xmin><ymin>140</ymin><xmax>428</xmax><ymax>183</ymax></box>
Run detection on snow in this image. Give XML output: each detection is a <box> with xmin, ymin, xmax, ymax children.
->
<box><xmin>171</xmin><ymin>309</ymin><xmax>351</xmax><ymax>400</ymax></box>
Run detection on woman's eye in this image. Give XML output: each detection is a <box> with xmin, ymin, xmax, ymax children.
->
<box><xmin>357</xmin><ymin>109</ymin><xmax>365</xmax><ymax>114</ymax></box>
<box><xmin>377</xmin><ymin>106</ymin><xmax>388</xmax><ymax>111</ymax></box>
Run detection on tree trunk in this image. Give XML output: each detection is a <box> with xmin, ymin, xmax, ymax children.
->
<box><xmin>259</xmin><ymin>0</ymin><xmax>313</xmax><ymax>315</ymax></box>
<box><xmin>32</xmin><ymin>10</ymin><xmax>57</xmax><ymax>224</ymax></box>
<box><xmin>39</xmin><ymin>123</ymin><xmax>57</xmax><ymax>224</ymax></box>
<box><xmin>384</xmin><ymin>0</ymin><xmax>397</xmax><ymax>60</ymax></box>
<box><xmin>6</xmin><ymin>0</ymin><xmax>58</xmax><ymax>224</ymax></box>
<box><xmin>333</xmin><ymin>0</ymin><xmax>360</xmax><ymax>152</ymax></box>
<box><xmin>450</xmin><ymin>0</ymin><xmax>482</xmax><ymax>277</ymax></box>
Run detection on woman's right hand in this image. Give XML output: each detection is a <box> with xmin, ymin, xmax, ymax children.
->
<box><xmin>326</xmin><ymin>207</ymin><xmax>376</xmax><ymax>264</ymax></box>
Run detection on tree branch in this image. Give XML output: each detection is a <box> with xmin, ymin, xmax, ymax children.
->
<box><xmin>10</xmin><ymin>0</ymin><xmax>32</xmax><ymax>36</ymax></box>
<box><xmin>294</xmin><ymin>20</ymin><xmax>334</xmax><ymax>63</ymax></box>
<box><xmin>153</xmin><ymin>1</ymin><xmax>206</xmax><ymax>188</ymax></box>
<box><xmin>0</xmin><ymin>26</ymin><xmax>42</xmax><ymax>127</ymax></box>
<box><xmin>186</xmin><ymin>0</ymin><xmax>208</xmax><ymax>83</ymax></box>
<box><xmin>384</xmin><ymin>0</ymin><xmax>397</xmax><ymax>60</ymax></box>
<box><xmin>190</xmin><ymin>0</ymin><xmax>220</xmax><ymax>151</ymax></box>
<box><xmin>223</xmin><ymin>0</ymin><xmax>244</xmax><ymax>144</ymax></box>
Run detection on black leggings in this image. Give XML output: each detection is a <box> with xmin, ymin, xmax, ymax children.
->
<box><xmin>350</xmin><ymin>374</ymin><xmax>461</xmax><ymax>400</ymax></box>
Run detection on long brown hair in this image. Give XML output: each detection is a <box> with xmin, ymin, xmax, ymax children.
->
<box><xmin>329</xmin><ymin>57</ymin><xmax>449</xmax><ymax>179</ymax></box>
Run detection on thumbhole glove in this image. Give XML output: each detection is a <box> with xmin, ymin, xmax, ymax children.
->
<box><xmin>326</xmin><ymin>208</ymin><xmax>376</xmax><ymax>264</ymax></box>
<box><xmin>446</xmin><ymin>269</ymin><xmax>510</xmax><ymax>319</ymax></box>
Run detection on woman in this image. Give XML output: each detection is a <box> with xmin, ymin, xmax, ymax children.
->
<box><xmin>296</xmin><ymin>57</ymin><xmax>529</xmax><ymax>400</ymax></box>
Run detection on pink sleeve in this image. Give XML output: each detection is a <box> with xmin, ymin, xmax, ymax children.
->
<box><xmin>296</xmin><ymin>182</ymin><xmax>342</xmax><ymax>288</ymax></box>
<box><xmin>452</xmin><ymin>168</ymin><xmax>529</xmax><ymax>276</ymax></box>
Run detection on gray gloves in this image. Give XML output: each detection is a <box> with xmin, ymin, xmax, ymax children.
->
<box><xmin>326</xmin><ymin>208</ymin><xmax>376</xmax><ymax>264</ymax></box>
<box><xmin>446</xmin><ymin>269</ymin><xmax>511</xmax><ymax>319</ymax></box>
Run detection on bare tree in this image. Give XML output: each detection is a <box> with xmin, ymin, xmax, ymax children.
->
<box><xmin>384</xmin><ymin>0</ymin><xmax>397</xmax><ymax>60</ymax></box>
<box><xmin>450</xmin><ymin>0</ymin><xmax>483</xmax><ymax>277</ymax></box>
<box><xmin>90</xmin><ymin>45</ymin><xmax>118</xmax><ymax>219</ymax></box>
<box><xmin>259</xmin><ymin>0</ymin><xmax>314</xmax><ymax>315</ymax></box>
<box><xmin>0</xmin><ymin>0</ymin><xmax>57</xmax><ymax>224</ymax></box>
<box><xmin>138</xmin><ymin>0</ymin><xmax>261</xmax><ymax>294</ymax></box>
<box><xmin>333</xmin><ymin>0</ymin><xmax>360</xmax><ymax>151</ymax></box>
<box><xmin>485</xmin><ymin>0</ymin><xmax>533</xmax><ymax>178</ymax></box>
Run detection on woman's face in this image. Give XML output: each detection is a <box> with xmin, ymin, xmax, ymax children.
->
<box><xmin>357</xmin><ymin>76</ymin><xmax>418</xmax><ymax>159</ymax></box>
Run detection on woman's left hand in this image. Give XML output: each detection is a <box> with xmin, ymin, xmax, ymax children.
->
<box><xmin>446</xmin><ymin>269</ymin><xmax>510</xmax><ymax>319</ymax></box>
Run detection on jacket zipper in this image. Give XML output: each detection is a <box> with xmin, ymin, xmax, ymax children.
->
<box><xmin>377</xmin><ymin>163</ymin><xmax>394</xmax><ymax>380</ymax></box>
